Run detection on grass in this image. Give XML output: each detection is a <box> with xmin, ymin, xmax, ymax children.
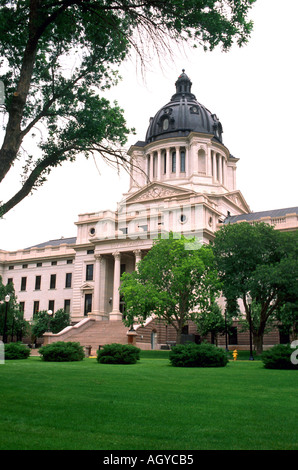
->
<box><xmin>0</xmin><ymin>351</ymin><xmax>297</xmax><ymax>450</ymax></box>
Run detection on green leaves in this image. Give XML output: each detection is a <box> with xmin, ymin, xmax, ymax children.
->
<box><xmin>213</xmin><ymin>222</ymin><xmax>298</xmax><ymax>353</ymax></box>
<box><xmin>0</xmin><ymin>0</ymin><xmax>255</xmax><ymax>215</ymax></box>
<box><xmin>120</xmin><ymin>233</ymin><xmax>221</xmax><ymax>341</ymax></box>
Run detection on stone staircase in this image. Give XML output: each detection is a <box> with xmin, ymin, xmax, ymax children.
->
<box><xmin>43</xmin><ymin>318</ymin><xmax>130</xmax><ymax>355</ymax></box>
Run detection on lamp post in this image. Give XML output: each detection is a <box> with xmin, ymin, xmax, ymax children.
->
<box><xmin>47</xmin><ymin>310</ymin><xmax>53</xmax><ymax>332</ymax></box>
<box><xmin>224</xmin><ymin>308</ymin><xmax>229</xmax><ymax>352</ymax></box>
<box><xmin>247</xmin><ymin>294</ymin><xmax>254</xmax><ymax>361</ymax></box>
<box><xmin>3</xmin><ymin>294</ymin><xmax>10</xmax><ymax>344</ymax></box>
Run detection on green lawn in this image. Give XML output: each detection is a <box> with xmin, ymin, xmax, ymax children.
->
<box><xmin>0</xmin><ymin>352</ymin><xmax>297</xmax><ymax>450</ymax></box>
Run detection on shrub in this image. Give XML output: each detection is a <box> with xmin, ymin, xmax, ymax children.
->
<box><xmin>97</xmin><ymin>343</ymin><xmax>141</xmax><ymax>364</ymax></box>
<box><xmin>39</xmin><ymin>341</ymin><xmax>85</xmax><ymax>362</ymax></box>
<box><xmin>262</xmin><ymin>344</ymin><xmax>298</xmax><ymax>370</ymax></box>
<box><xmin>169</xmin><ymin>342</ymin><xmax>228</xmax><ymax>368</ymax></box>
<box><xmin>4</xmin><ymin>342</ymin><xmax>30</xmax><ymax>360</ymax></box>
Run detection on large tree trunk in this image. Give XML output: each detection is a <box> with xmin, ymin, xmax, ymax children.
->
<box><xmin>254</xmin><ymin>333</ymin><xmax>264</xmax><ymax>355</ymax></box>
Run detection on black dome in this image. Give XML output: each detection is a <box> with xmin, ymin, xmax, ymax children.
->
<box><xmin>145</xmin><ymin>70</ymin><xmax>223</xmax><ymax>144</ymax></box>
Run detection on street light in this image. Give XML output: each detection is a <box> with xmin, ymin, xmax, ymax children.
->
<box><xmin>2</xmin><ymin>294</ymin><xmax>10</xmax><ymax>344</ymax></box>
<box><xmin>224</xmin><ymin>308</ymin><xmax>229</xmax><ymax>352</ymax></box>
<box><xmin>47</xmin><ymin>310</ymin><xmax>53</xmax><ymax>332</ymax></box>
<box><xmin>246</xmin><ymin>294</ymin><xmax>254</xmax><ymax>361</ymax></box>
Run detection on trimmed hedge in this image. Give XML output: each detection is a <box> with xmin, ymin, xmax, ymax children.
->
<box><xmin>4</xmin><ymin>342</ymin><xmax>31</xmax><ymax>360</ymax></box>
<box><xmin>39</xmin><ymin>341</ymin><xmax>85</xmax><ymax>362</ymax></box>
<box><xmin>262</xmin><ymin>344</ymin><xmax>298</xmax><ymax>370</ymax></box>
<box><xmin>97</xmin><ymin>343</ymin><xmax>141</xmax><ymax>364</ymax></box>
<box><xmin>169</xmin><ymin>342</ymin><xmax>229</xmax><ymax>368</ymax></box>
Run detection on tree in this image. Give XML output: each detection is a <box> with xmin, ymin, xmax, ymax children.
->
<box><xmin>120</xmin><ymin>233</ymin><xmax>221</xmax><ymax>344</ymax></box>
<box><xmin>195</xmin><ymin>301</ymin><xmax>233</xmax><ymax>346</ymax></box>
<box><xmin>31</xmin><ymin>308</ymin><xmax>70</xmax><ymax>342</ymax></box>
<box><xmin>0</xmin><ymin>276</ymin><xmax>29</xmax><ymax>342</ymax></box>
<box><xmin>213</xmin><ymin>222</ymin><xmax>298</xmax><ymax>354</ymax></box>
<box><xmin>0</xmin><ymin>0</ymin><xmax>256</xmax><ymax>216</ymax></box>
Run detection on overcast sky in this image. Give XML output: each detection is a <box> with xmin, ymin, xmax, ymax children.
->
<box><xmin>1</xmin><ymin>0</ymin><xmax>297</xmax><ymax>251</ymax></box>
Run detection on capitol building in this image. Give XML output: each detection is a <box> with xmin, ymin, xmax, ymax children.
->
<box><xmin>1</xmin><ymin>71</ymin><xmax>297</xmax><ymax>351</ymax></box>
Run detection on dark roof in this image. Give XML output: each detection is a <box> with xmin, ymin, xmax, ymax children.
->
<box><xmin>133</xmin><ymin>141</ymin><xmax>146</xmax><ymax>147</ymax></box>
<box><xmin>224</xmin><ymin>207</ymin><xmax>298</xmax><ymax>224</ymax></box>
<box><xmin>26</xmin><ymin>237</ymin><xmax>76</xmax><ymax>249</ymax></box>
<box><xmin>145</xmin><ymin>70</ymin><xmax>224</xmax><ymax>145</ymax></box>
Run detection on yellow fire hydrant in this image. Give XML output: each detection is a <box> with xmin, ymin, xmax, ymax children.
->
<box><xmin>233</xmin><ymin>349</ymin><xmax>238</xmax><ymax>361</ymax></box>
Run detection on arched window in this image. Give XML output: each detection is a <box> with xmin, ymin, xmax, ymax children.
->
<box><xmin>180</xmin><ymin>150</ymin><xmax>186</xmax><ymax>173</ymax></box>
<box><xmin>153</xmin><ymin>153</ymin><xmax>157</xmax><ymax>178</ymax></box>
<box><xmin>171</xmin><ymin>151</ymin><xmax>176</xmax><ymax>173</ymax></box>
<box><xmin>163</xmin><ymin>152</ymin><xmax>167</xmax><ymax>174</ymax></box>
<box><xmin>198</xmin><ymin>149</ymin><xmax>206</xmax><ymax>174</ymax></box>
<box><xmin>163</xmin><ymin>118</ymin><xmax>169</xmax><ymax>130</ymax></box>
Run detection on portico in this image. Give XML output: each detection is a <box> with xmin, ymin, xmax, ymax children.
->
<box><xmin>78</xmin><ymin>245</ymin><xmax>149</xmax><ymax>323</ymax></box>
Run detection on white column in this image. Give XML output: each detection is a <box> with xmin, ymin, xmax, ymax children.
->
<box><xmin>166</xmin><ymin>148</ymin><xmax>170</xmax><ymax>179</ymax></box>
<box><xmin>91</xmin><ymin>254</ymin><xmax>102</xmax><ymax>318</ymax></box>
<box><xmin>98</xmin><ymin>256</ymin><xmax>108</xmax><ymax>319</ymax></box>
<box><xmin>207</xmin><ymin>146</ymin><xmax>212</xmax><ymax>176</ymax></box>
<box><xmin>212</xmin><ymin>152</ymin><xmax>216</xmax><ymax>182</ymax></box>
<box><xmin>111</xmin><ymin>251</ymin><xmax>122</xmax><ymax>321</ymax></box>
<box><xmin>157</xmin><ymin>150</ymin><xmax>161</xmax><ymax>181</ymax></box>
<box><xmin>150</xmin><ymin>153</ymin><xmax>154</xmax><ymax>182</ymax></box>
<box><xmin>223</xmin><ymin>157</ymin><xmax>227</xmax><ymax>187</ymax></box>
<box><xmin>219</xmin><ymin>154</ymin><xmax>223</xmax><ymax>184</ymax></box>
<box><xmin>185</xmin><ymin>147</ymin><xmax>189</xmax><ymax>177</ymax></box>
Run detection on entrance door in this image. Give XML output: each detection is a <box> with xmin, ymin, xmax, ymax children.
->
<box><xmin>151</xmin><ymin>331</ymin><xmax>157</xmax><ymax>350</ymax></box>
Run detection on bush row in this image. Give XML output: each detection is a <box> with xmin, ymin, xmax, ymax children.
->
<box><xmin>3</xmin><ymin>341</ymin><xmax>298</xmax><ymax>369</ymax></box>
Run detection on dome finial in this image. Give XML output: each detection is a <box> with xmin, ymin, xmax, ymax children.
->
<box><xmin>175</xmin><ymin>70</ymin><xmax>192</xmax><ymax>95</ymax></box>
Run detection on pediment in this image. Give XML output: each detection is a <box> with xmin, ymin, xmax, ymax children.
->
<box><xmin>124</xmin><ymin>182</ymin><xmax>195</xmax><ymax>205</ymax></box>
<box><xmin>209</xmin><ymin>190</ymin><xmax>251</xmax><ymax>213</ymax></box>
<box><xmin>224</xmin><ymin>191</ymin><xmax>251</xmax><ymax>212</ymax></box>
<box><xmin>80</xmin><ymin>282</ymin><xmax>94</xmax><ymax>291</ymax></box>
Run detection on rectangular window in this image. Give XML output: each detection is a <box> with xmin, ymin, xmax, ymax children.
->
<box><xmin>33</xmin><ymin>301</ymin><xmax>39</xmax><ymax>317</ymax></box>
<box><xmin>65</xmin><ymin>273</ymin><xmax>72</xmax><ymax>288</ymax></box>
<box><xmin>86</xmin><ymin>264</ymin><xmax>93</xmax><ymax>281</ymax></box>
<box><xmin>50</xmin><ymin>274</ymin><xmax>56</xmax><ymax>289</ymax></box>
<box><xmin>9</xmin><ymin>265</ymin><xmax>14</xmax><ymax>270</ymax></box>
<box><xmin>64</xmin><ymin>299</ymin><xmax>71</xmax><ymax>314</ymax></box>
<box><xmin>171</xmin><ymin>151</ymin><xmax>176</xmax><ymax>173</ymax></box>
<box><xmin>19</xmin><ymin>302</ymin><xmax>25</xmax><ymax>313</ymax></box>
<box><xmin>180</xmin><ymin>150</ymin><xmax>186</xmax><ymax>172</ymax></box>
<box><xmin>87</xmin><ymin>249</ymin><xmax>94</xmax><ymax>255</ymax></box>
<box><xmin>67</xmin><ymin>259</ymin><xmax>73</xmax><ymax>264</ymax></box>
<box><xmin>37</xmin><ymin>262</ymin><xmax>42</xmax><ymax>267</ymax></box>
<box><xmin>84</xmin><ymin>294</ymin><xmax>92</xmax><ymax>316</ymax></box>
<box><xmin>163</xmin><ymin>153</ymin><xmax>167</xmax><ymax>174</ymax></box>
<box><xmin>51</xmin><ymin>261</ymin><xmax>57</xmax><ymax>266</ymax></box>
<box><xmin>7</xmin><ymin>278</ymin><xmax>13</xmax><ymax>285</ymax></box>
<box><xmin>35</xmin><ymin>275</ymin><xmax>41</xmax><ymax>290</ymax></box>
<box><xmin>21</xmin><ymin>277</ymin><xmax>27</xmax><ymax>291</ymax></box>
<box><xmin>22</xmin><ymin>264</ymin><xmax>28</xmax><ymax>269</ymax></box>
<box><xmin>48</xmin><ymin>300</ymin><xmax>55</xmax><ymax>312</ymax></box>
